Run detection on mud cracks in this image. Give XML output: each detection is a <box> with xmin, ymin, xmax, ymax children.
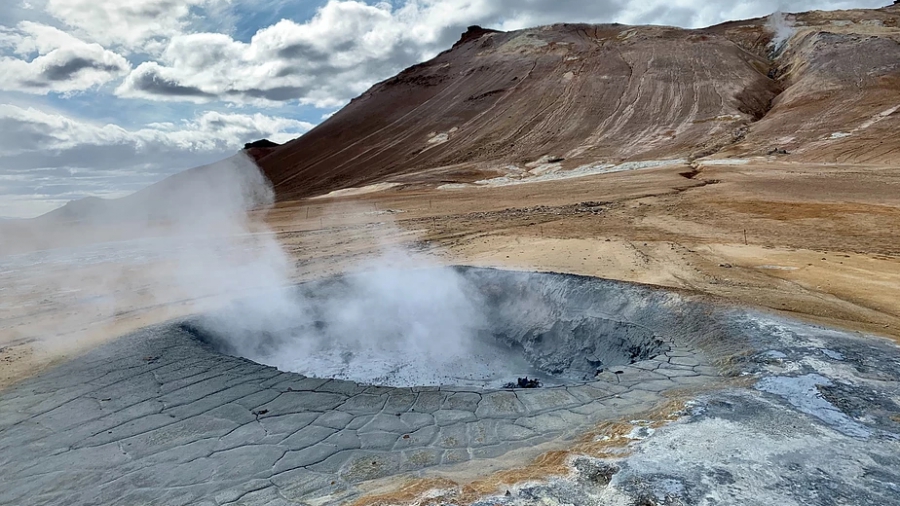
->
<box><xmin>5</xmin><ymin>269</ymin><xmax>897</xmax><ymax>505</ymax></box>
<box><xmin>0</xmin><ymin>269</ymin><xmax>733</xmax><ymax>505</ymax></box>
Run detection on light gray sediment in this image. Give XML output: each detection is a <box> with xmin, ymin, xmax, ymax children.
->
<box><xmin>470</xmin><ymin>314</ymin><xmax>900</xmax><ymax>506</ymax></box>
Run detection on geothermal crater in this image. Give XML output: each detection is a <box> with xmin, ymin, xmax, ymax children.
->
<box><xmin>1</xmin><ymin>268</ymin><xmax>753</xmax><ymax>506</ymax></box>
<box><xmin>186</xmin><ymin>268</ymin><xmax>674</xmax><ymax>389</ymax></box>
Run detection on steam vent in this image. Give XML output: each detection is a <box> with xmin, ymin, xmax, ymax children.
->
<box><xmin>186</xmin><ymin>268</ymin><xmax>679</xmax><ymax>389</ymax></box>
<box><xmin>3</xmin><ymin>268</ymin><xmax>900</xmax><ymax>505</ymax></box>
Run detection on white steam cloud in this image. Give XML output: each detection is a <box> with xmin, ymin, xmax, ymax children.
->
<box><xmin>766</xmin><ymin>11</ymin><xmax>796</xmax><ymax>54</ymax></box>
<box><xmin>0</xmin><ymin>155</ymin><xmax>507</xmax><ymax>387</ymax></box>
<box><xmin>195</xmin><ymin>245</ymin><xmax>503</xmax><ymax>387</ymax></box>
<box><xmin>0</xmin><ymin>154</ymin><xmax>290</xmax><ymax>359</ymax></box>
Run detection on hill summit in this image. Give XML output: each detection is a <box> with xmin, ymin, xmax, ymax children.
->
<box><xmin>255</xmin><ymin>6</ymin><xmax>900</xmax><ymax>200</ymax></box>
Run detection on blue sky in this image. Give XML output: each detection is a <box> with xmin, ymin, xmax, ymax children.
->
<box><xmin>0</xmin><ymin>0</ymin><xmax>890</xmax><ymax>218</ymax></box>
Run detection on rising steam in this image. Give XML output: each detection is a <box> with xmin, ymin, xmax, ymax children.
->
<box><xmin>0</xmin><ymin>153</ymin><xmax>493</xmax><ymax>386</ymax></box>
<box><xmin>766</xmin><ymin>11</ymin><xmax>795</xmax><ymax>54</ymax></box>
<box><xmin>194</xmin><ymin>246</ymin><xmax>498</xmax><ymax>387</ymax></box>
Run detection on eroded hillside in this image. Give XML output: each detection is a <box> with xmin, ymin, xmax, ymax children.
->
<box><xmin>259</xmin><ymin>5</ymin><xmax>900</xmax><ymax>201</ymax></box>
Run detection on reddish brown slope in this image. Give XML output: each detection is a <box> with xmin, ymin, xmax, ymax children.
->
<box><xmin>24</xmin><ymin>6</ymin><xmax>900</xmax><ymax>231</ymax></box>
<box><xmin>261</xmin><ymin>6</ymin><xmax>900</xmax><ymax>201</ymax></box>
<box><xmin>260</xmin><ymin>23</ymin><xmax>780</xmax><ymax>200</ymax></box>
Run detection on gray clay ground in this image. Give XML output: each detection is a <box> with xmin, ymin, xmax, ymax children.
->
<box><xmin>481</xmin><ymin>315</ymin><xmax>900</xmax><ymax>506</ymax></box>
<box><xmin>1</xmin><ymin>269</ymin><xmax>899</xmax><ymax>506</ymax></box>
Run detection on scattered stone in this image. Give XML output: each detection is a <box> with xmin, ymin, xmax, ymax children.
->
<box><xmin>243</xmin><ymin>139</ymin><xmax>280</xmax><ymax>149</ymax></box>
<box><xmin>573</xmin><ymin>457</ymin><xmax>620</xmax><ymax>487</ymax></box>
<box><xmin>503</xmin><ymin>377</ymin><xmax>542</xmax><ymax>389</ymax></box>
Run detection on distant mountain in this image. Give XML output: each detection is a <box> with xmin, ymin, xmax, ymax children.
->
<box><xmin>243</xmin><ymin>139</ymin><xmax>282</xmax><ymax>163</ymax></box>
<box><xmin>253</xmin><ymin>5</ymin><xmax>900</xmax><ymax>200</ymax></box>
<box><xmin>34</xmin><ymin>153</ymin><xmax>271</xmax><ymax>227</ymax></box>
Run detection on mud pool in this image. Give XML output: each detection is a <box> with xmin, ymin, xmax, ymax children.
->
<box><xmin>1</xmin><ymin>269</ymin><xmax>898</xmax><ymax>506</ymax></box>
<box><xmin>185</xmin><ymin>268</ymin><xmax>673</xmax><ymax>388</ymax></box>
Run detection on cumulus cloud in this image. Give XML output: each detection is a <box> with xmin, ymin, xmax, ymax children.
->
<box><xmin>0</xmin><ymin>21</ymin><xmax>130</xmax><ymax>93</ymax></box>
<box><xmin>112</xmin><ymin>0</ymin><xmax>892</xmax><ymax>108</ymax></box>
<box><xmin>41</xmin><ymin>0</ymin><xmax>228</xmax><ymax>54</ymax></box>
<box><xmin>0</xmin><ymin>104</ymin><xmax>312</xmax><ymax>217</ymax></box>
<box><xmin>116</xmin><ymin>1</ymin><xmax>421</xmax><ymax>107</ymax></box>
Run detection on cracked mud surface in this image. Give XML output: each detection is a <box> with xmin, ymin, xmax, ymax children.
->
<box><xmin>0</xmin><ymin>331</ymin><xmax>718</xmax><ymax>506</ymax></box>
<box><xmin>2</xmin><ymin>271</ymin><xmax>899</xmax><ymax>506</ymax></box>
<box><xmin>0</xmin><ymin>270</ymin><xmax>731</xmax><ymax>506</ymax></box>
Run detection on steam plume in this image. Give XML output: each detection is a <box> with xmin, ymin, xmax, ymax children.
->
<box><xmin>766</xmin><ymin>11</ymin><xmax>795</xmax><ymax>54</ymax></box>
<box><xmin>1</xmin><ymin>154</ymin><xmax>492</xmax><ymax>388</ymax></box>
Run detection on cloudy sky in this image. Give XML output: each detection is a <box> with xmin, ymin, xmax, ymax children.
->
<box><xmin>0</xmin><ymin>0</ymin><xmax>889</xmax><ymax>217</ymax></box>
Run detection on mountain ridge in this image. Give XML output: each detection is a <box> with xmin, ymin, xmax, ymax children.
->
<box><xmin>256</xmin><ymin>5</ymin><xmax>900</xmax><ymax>201</ymax></box>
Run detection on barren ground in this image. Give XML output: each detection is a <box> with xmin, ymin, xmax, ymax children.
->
<box><xmin>2</xmin><ymin>159</ymin><xmax>899</xmax><ymax>391</ymax></box>
<box><xmin>270</xmin><ymin>159</ymin><xmax>900</xmax><ymax>339</ymax></box>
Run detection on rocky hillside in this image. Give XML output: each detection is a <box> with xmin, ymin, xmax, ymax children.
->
<box><xmin>256</xmin><ymin>6</ymin><xmax>900</xmax><ymax>201</ymax></box>
<box><xmin>22</xmin><ymin>5</ymin><xmax>900</xmax><ymax>227</ymax></box>
<box><xmin>720</xmin><ymin>9</ymin><xmax>900</xmax><ymax>162</ymax></box>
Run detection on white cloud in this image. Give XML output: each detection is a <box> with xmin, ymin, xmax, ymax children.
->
<box><xmin>0</xmin><ymin>104</ymin><xmax>312</xmax><ymax>164</ymax></box>
<box><xmin>42</xmin><ymin>0</ymin><xmax>229</xmax><ymax>54</ymax></box>
<box><xmin>0</xmin><ymin>21</ymin><xmax>130</xmax><ymax>93</ymax></box>
<box><xmin>112</xmin><ymin>0</ymin><xmax>892</xmax><ymax>108</ymax></box>
<box><xmin>116</xmin><ymin>1</ymin><xmax>418</xmax><ymax>107</ymax></box>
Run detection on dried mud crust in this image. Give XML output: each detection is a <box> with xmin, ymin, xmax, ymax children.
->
<box><xmin>2</xmin><ymin>270</ymin><xmax>899</xmax><ymax>505</ymax></box>
<box><xmin>0</xmin><ymin>270</ymin><xmax>735</xmax><ymax>506</ymax></box>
